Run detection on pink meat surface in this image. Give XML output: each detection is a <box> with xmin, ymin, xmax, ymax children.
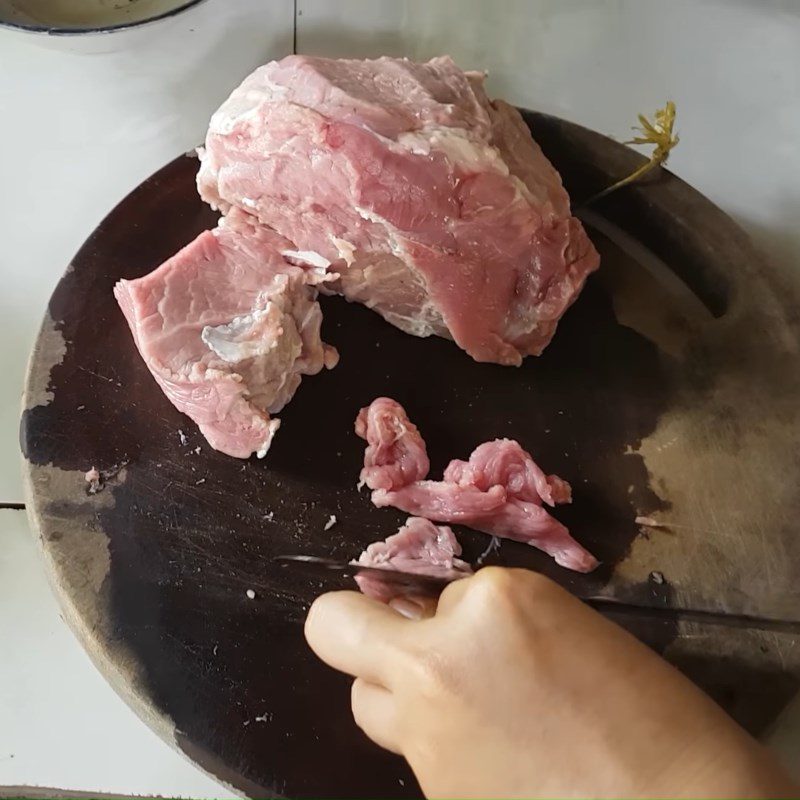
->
<box><xmin>354</xmin><ymin>397</ymin><xmax>429</xmax><ymax>491</ymax></box>
<box><xmin>197</xmin><ymin>55</ymin><xmax>600</xmax><ymax>366</ymax></box>
<box><xmin>114</xmin><ymin>210</ymin><xmax>338</xmax><ymax>458</ymax></box>
<box><xmin>355</xmin><ymin>516</ymin><xmax>472</xmax><ymax>601</ymax></box>
<box><xmin>355</xmin><ymin>398</ymin><xmax>598</xmax><ymax>572</ymax></box>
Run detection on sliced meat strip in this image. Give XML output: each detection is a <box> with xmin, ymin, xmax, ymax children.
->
<box><xmin>355</xmin><ymin>398</ymin><xmax>598</xmax><ymax>573</ymax></box>
<box><xmin>355</xmin><ymin>396</ymin><xmax>430</xmax><ymax>491</ymax></box>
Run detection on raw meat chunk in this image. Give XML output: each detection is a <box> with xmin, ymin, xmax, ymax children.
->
<box><xmin>355</xmin><ymin>516</ymin><xmax>472</xmax><ymax>601</ymax></box>
<box><xmin>355</xmin><ymin>398</ymin><xmax>598</xmax><ymax>572</ymax></box>
<box><xmin>114</xmin><ymin>210</ymin><xmax>338</xmax><ymax>458</ymax></box>
<box><xmin>197</xmin><ymin>55</ymin><xmax>600</xmax><ymax>366</ymax></box>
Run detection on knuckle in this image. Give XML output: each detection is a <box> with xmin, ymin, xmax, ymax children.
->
<box><xmin>350</xmin><ymin>679</ymin><xmax>369</xmax><ymax>726</ymax></box>
<box><xmin>474</xmin><ymin>565</ymin><xmax>515</xmax><ymax>592</ymax></box>
<box><xmin>471</xmin><ymin>566</ymin><xmax>554</xmax><ymax>609</ymax></box>
<box><xmin>303</xmin><ymin>594</ymin><xmax>326</xmax><ymax>641</ymax></box>
<box><xmin>350</xmin><ymin>677</ymin><xmax>366</xmax><ymax>703</ymax></box>
<box><xmin>472</xmin><ymin>565</ymin><xmax>518</xmax><ymax>602</ymax></box>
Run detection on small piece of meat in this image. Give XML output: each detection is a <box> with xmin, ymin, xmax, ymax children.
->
<box><xmin>85</xmin><ymin>467</ymin><xmax>102</xmax><ymax>494</ymax></box>
<box><xmin>84</xmin><ymin>461</ymin><xmax>129</xmax><ymax>495</ymax></box>
<box><xmin>635</xmin><ymin>515</ymin><xmax>663</xmax><ymax>528</ymax></box>
<box><xmin>114</xmin><ymin>210</ymin><xmax>338</xmax><ymax>458</ymax></box>
<box><xmin>355</xmin><ymin>397</ymin><xmax>429</xmax><ymax>491</ymax></box>
<box><xmin>197</xmin><ymin>55</ymin><xmax>600</xmax><ymax>366</ymax></box>
<box><xmin>355</xmin><ymin>398</ymin><xmax>598</xmax><ymax>573</ymax></box>
<box><xmin>354</xmin><ymin>516</ymin><xmax>473</xmax><ymax>601</ymax></box>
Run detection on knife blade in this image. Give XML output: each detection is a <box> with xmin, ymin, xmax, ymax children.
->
<box><xmin>275</xmin><ymin>555</ymin><xmax>800</xmax><ymax>634</ymax></box>
<box><xmin>274</xmin><ymin>554</ymin><xmax>455</xmax><ymax>597</ymax></box>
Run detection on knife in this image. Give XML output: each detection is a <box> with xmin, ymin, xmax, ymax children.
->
<box><xmin>275</xmin><ymin>554</ymin><xmax>455</xmax><ymax>596</ymax></box>
<box><xmin>275</xmin><ymin>555</ymin><xmax>800</xmax><ymax>634</ymax></box>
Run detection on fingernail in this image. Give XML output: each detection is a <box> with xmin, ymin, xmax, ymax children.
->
<box><xmin>389</xmin><ymin>597</ymin><xmax>425</xmax><ymax>620</ymax></box>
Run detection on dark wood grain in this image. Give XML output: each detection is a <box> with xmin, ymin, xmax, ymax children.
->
<box><xmin>21</xmin><ymin>112</ymin><xmax>800</xmax><ymax>798</ymax></box>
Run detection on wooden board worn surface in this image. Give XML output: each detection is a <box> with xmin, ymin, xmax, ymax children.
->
<box><xmin>21</xmin><ymin>112</ymin><xmax>800</xmax><ymax>798</ymax></box>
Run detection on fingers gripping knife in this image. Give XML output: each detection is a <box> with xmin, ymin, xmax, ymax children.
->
<box><xmin>276</xmin><ymin>555</ymin><xmax>800</xmax><ymax>634</ymax></box>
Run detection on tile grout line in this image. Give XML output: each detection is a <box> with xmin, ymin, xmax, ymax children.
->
<box><xmin>0</xmin><ymin>787</ymin><xmax>163</xmax><ymax>799</ymax></box>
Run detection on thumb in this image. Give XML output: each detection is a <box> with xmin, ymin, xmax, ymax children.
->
<box><xmin>305</xmin><ymin>590</ymin><xmax>408</xmax><ymax>685</ymax></box>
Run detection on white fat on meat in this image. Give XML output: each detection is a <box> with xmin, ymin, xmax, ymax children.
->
<box><xmin>201</xmin><ymin>305</ymin><xmax>285</xmax><ymax>363</ymax></box>
<box><xmin>396</xmin><ymin>124</ymin><xmax>514</xmax><ymax>182</ymax></box>
<box><xmin>197</xmin><ymin>54</ymin><xmax>600</xmax><ymax>366</ymax></box>
<box><xmin>114</xmin><ymin>210</ymin><xmax>338</xmax><ymax>459</ymax></box>
<box><xmin>355</xmin><ymin>397</ymin><xmax>598</xmax><ymax>573</ymax></box>
<box><xmin>280</xmin><ymin>249</ymin><xmax>331</xmax><ymax>269</ymax></box>
<box><xmin>330</xmin><ymin>237</ymin><xmax>356</xmax><ymax>266</ymax></box>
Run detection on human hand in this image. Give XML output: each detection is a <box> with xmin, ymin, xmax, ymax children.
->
<box><xmin>305</xmin><ymin>568</ymin><xmax>794</xmax><ymax>798</ymax></box>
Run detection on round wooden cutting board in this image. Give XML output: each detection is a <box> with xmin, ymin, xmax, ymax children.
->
<box><xmin>21</xmin><ymin>112</ymin><xmax>800</xmax><ymax>798</ymax></box>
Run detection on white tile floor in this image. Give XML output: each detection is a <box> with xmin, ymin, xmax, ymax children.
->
<box><xmin>2</xmin><ymin>0</ymin><xmax>799</xmax><ymax>795</ymax></box>
<box><xmin>0</xmin><ymin>0</ymin><xmax>294</xmax><ymax>503</ymax></box>
<box><xmin>1</xmin><ymin>0</ymin><xmax>292</xmax><ymax>793</ymax></box>
<box><xmin>297</xmin><ymin>0</ymin><xmax>800</xmax><ymax>286</ymax></box>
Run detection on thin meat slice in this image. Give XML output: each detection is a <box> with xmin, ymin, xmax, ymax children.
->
<box><xmin>374</xmin><ymin>481</ymin><xmax>595</xmax><ymax>573</ymax></box>
<box><xmin>114</xmin><ymin>210</ymin><xmax>338</xmax><ymax>458</ymax></box>
<box><xmin>355</xmin><ymin>397</ymin><xmax>429</xmax><ymax>491</ymax></box>
<box><xmin>197</xmin><ymin>55</ymin><xmax>600</xmax><ymax>366</ymax></box>
<box><xmin>443</xmin><ymin>440</ymin><xmax>572</xmax><ymax>507</ymax></box>
<box><xmin>354</xmin><ymin>516</ymin><xmax>473</xmax><ymax>601</ymax></box>
<box><xmin>355</xmin><ymin>398</ymin><xmax>598</xmax><ymax>572</ymax></box>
